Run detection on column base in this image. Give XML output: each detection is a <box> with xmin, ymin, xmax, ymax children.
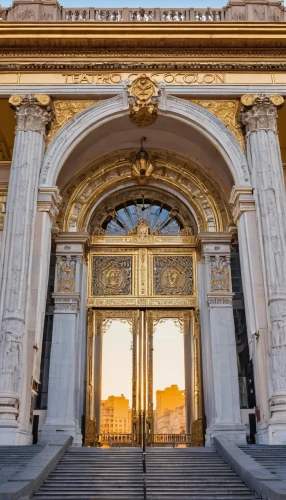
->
<box><xmin>0</xmin><ymin>391</ymin><xmax>20</xmax><ymax>425</ymax></box>
<box><xmin>41</xmin><ymin>421</ymin><xmax>82</xmax><ymax>447</ymax></box>
<box><xmin>205</xmin><ymin>423</ymin><xmax>246</xmax><ymax>446</ymax></box>
<box><xmin>268</xmin><ymin>417</ymin><xmax>286</xmax><ymax>445</ymax></box>
<box><xmin>0</xmin><ymin>425</ymin><xmax>32</xmax><ymax>445</ymax></box>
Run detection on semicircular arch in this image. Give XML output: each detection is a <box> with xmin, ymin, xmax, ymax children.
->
<box><xmin>39</xmin><ymin>94</ymin><xmax>250</xmax><ymax>188</ymax></box>
<box><xmin>58</xmin><ymin>149</ymin><xmax>232</xmax><ymax>233</ymax></box>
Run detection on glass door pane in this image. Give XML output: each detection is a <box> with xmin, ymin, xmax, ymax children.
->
<box><xmin>153</xmin><ymin>319</ymin><xmax>186</xmax><ymax>443</ymax></box>
<box><xmin>101</xmin><ymin>320</ymin><xmax>133</xmax><ymax>445</ymax></box>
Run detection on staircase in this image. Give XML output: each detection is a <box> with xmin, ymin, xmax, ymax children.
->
<box><xmin>33</xmin><ymin>447</ymin><xmax>254</xmax><ymax>499</ymax></box>
<box><xmin>145</xmin><ymin>448</ymin><xmax>254</xmax><ymax>499</ymax></box>
<box><xmin>0</xmin><ymin>445</ymin><xmax>43</xmax><ymax>485</ymax></box>
<box><xmin>240</xmin><ymin>444</ymin><xmax>286</xmax><ymax>481</ymax></box>
<box><xmin>34</xmin><ymin>448</ymin><xmax>143</xmax><ymax>499</ymax></box>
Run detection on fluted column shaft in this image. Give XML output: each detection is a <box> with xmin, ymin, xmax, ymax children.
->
<box><xmin>0</xmin><ymin>95</ymin><xmax>52</xmax><ymax>436</ymax></box>
<box><xmin>241</xmin><ymin>94</ymin><xmax>286</xmax><ymax>439</ymax></box>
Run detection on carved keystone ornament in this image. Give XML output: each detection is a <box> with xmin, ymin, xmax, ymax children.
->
<box><xmin>128</xmin><ymin>74</ymin><xmax>159</xmax><ymax>127</ymax></box>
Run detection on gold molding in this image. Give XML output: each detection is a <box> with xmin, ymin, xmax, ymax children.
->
<box><xmin>58</xmin><ymin>149</ymin><xmax>231</xmax><ymax>234</ymax></box>
<box><xmin>46</xmin><ymin>99</ymin><xmax>100</xmax><ymax>146</ymax></box>
<box><xmin>88</xmin><ymin>246</ymin><xmax>198</xmax><ymax>309</ymax></box>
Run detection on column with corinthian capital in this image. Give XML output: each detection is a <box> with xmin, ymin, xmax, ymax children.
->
<box><xmin>241</xmin><ymin>94</ymin><xmax>286</xmax><ymax>444</ymax></box>
<box><xmin>0</xmin><ymin>94</ymin><xmax>53</xmax><ymax>445</ymax></box>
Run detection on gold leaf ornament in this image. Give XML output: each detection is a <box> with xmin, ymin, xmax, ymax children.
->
<box><xmin>128</xmin><ymin>74</ymin><xmax>159</xmax><ymax>127</ymax></box>
<box><xmin>9</xmin><ymin>94</ymin><xmax>23</xmax><ymax>107</ymax></box>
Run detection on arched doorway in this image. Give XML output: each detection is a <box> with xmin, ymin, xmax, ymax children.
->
<box><xmin>84</xmin><ymin>184</ymin><xmax>202</xmax><ymax>447</ymax></box>
<box><xmin>39</xmin><ymin>97</ymin><xmax>250</xmax><ymax>447</ymax></box>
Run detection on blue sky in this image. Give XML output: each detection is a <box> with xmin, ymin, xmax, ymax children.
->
<box><xmin>1</xmin><ymin>0</ymin><xmax>224</xmax><ymax>8</ymax></box>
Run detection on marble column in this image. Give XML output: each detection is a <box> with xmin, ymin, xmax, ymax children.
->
<box><xmin>0</xmin><ymin>95</ymin><xmax>53</xmax><ymax>445</ymax></box>
<box><xmin>198</xmin><ymin>233</ymin><xmax>246</xmax><ymax>445</ymax></box>
<box><xmin>229</xmin><ymin>187</ymin><xmax>270</xmax><ymax>443</ymax></box>
<box><xmin>41</xmin><ymin>232</ymin><xmax>89</xmax><ymax>446</ymax></box>
<box><xmin>241</xmin><ymin>94</ymin><xmax>286</xmax><ymax>444</ymax></box>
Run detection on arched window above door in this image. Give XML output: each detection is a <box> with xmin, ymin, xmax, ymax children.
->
<box><xmin>89</xmin><ymin>189</ymin><xmax>197</xmax><ymax>236</ymax></box>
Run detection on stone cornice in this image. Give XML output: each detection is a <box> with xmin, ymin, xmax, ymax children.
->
<box><xmin>229</xmin><ymin>186</ymin><xmax>255</xmax><ymax>223</ymax></box>
<box><xmin>37</xmin><ymin>186</ymin><xmax>62</xmax><ymax>221</ymax></box>
<box><xmin>4</xmin><ymin>61</ymin><xmax>286</xmax><ymax>72</ymax></box>
<box><xmin>2</xmin><ymin>23</ymin><xmax>286</xmax><ymax>50</ymax></box>
<box><xmin>207</xmin><ymin>292</ymin><xmax>234</xmax><ymax>307</ymax></box>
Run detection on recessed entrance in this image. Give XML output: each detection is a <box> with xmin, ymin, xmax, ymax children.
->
<box><xmin>85</xmin><ymin>308</ymin><xmax>202</xmax><ymax>447</ymax></box>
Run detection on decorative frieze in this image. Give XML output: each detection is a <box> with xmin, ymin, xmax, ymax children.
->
<box><xmin>9</xmin><ymin>94</ymin><xmax>53</xmax><ymax>135</ymax></box>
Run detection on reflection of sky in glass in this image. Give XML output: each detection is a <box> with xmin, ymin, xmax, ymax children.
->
<box><xmin>101</xmin><ymin>319</ymin><xmax>184</xmax><ymax>408</ymax></box>
<box><xmin>153</xmin><ymin>320</ymin><xmax>185</xmax><ymax>406</ymax></box>
<box><xmin>102</xmin><ymin>320</ymin><xmax>132</xmax><ymax>404</ymax></box>
<box><xmin>105</xmin><ymin>202</ymin><xmax>181</xmax><ymax>235</ymax></box>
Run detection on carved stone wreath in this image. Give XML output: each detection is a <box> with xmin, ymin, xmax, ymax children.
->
<box><xmin>92</xmin><ymin>256</ymin><xmax>132</xmax><ymax>296</ymax></box>
<box><xmin>153</xmin><ymin>256</ymin><xmax>193</xmax><ymax>296</ymax></box>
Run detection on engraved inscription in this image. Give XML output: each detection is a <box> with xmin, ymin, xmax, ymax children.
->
<box><xmin>153</xmin><ymin>256</ymin><xmax>193</xmax><ymax>295</ymax></box>
<box><xmin>92</xmin><ymin>256</ymin><xmax>132</xmax><ymax>295</ymax></box>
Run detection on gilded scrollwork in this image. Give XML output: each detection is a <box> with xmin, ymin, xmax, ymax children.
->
<box><xmin>153</xmin><ymin>256</ymin><xmax>194</xmax><ymax>296</ymax></box>
<box><xmin>189</xmin><ymin>99</ymin><xmax>245</xmax><ymax>150</ymax></box>
<box><xmin>46</xmin><ymin>99</ymin><xmax>100</xmax><ymax>145</ymax></box>
<box><xmin>92</xmin><ymin>256</ymin><xmax>132</xmax><ymax>296</ymax></box>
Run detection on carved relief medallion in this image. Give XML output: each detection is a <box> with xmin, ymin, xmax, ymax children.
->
<box><xmin>92</xmin><ymin>256</ymin><xmax>132</xmax><ymax>295</ymax></box>
<box><xmin>153</xmin><ymin>256</ymin><xmax>193</xmax><ymax>295</ymax></box>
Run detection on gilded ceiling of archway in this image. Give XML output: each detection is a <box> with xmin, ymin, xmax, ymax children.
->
<box><xmin>57</xmin><ymin>149</ymin><xmax>233</xmax><ymax>233</ymax></box>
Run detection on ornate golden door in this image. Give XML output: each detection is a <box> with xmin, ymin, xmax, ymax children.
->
<box><xmin>84</xmin><ymin>220</ymin><xmax>203</xmax><ymax>447</ymax></box>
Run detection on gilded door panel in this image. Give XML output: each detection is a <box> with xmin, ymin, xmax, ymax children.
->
<box><xmin>87</xmin><ymin>243</ymin><xmax>197</xmax><ymax>308</ymax></box>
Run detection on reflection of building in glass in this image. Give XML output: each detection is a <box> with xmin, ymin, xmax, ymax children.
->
<box><xmin>154</xmin><ymin>385</ymin><xmax>186</xmax><ymax>434</ymax></box>
<box><xmin>101</xmin><ymin>395</ymin><xmax>132</xmax><ymax>434</ymax></box>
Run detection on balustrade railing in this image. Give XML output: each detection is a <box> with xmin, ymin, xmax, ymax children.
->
<box><xmin>153</xmin><ymin>433</ymin><xmax>188</xmax><ymax>443</ymax></box>
<box><xmin>1</xmin><ymin>3</ymin><xmax>285</xmax><ymax>22</ymax></box>
<box><xmin>99</xmin><ymin>433</ymin><xmax>133</xmax><ymax>444</ymax></box>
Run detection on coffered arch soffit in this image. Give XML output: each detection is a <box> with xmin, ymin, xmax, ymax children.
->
<box><xmin>58</xmin><ymin>149</ymin><xmax>232</xmax><ymax>233</ymax></box>
<box><xmin>39</xmin><ymin>94</ymin><xmax>250</xmax><ymax>189</ymax></box>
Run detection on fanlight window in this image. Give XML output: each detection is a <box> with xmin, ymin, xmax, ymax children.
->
<box><xmin>103</xmin><ymin>199</ymin><xmax>183</xmax><ymax>236</ymax></box>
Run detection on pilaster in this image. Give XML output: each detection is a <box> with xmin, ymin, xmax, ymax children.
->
<box><xmin>198</xmin><ymin>233</ymin><xmax>246</xmax><ymax>445</ymax></box>
<box><xmin>241</xmin><ymin>94</ymin><xmax>286</xmax><ymax>444</ymax></box>
<box><xmin>0</xmin><ymin>94</ymin><xmax>53</xmax><ymax>445</ymax></box>
<box><xmin>41</xmin><ymin>232</ymin><xmax>89</xmax><ymax>446</ymax></box>
<box><xmin>229</xmin><ymin>186</ymin><xmax>271</xmax><ymax>442</ymax></box>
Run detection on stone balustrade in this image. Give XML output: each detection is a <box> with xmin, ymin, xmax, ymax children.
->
<box><xmin>0</xmin><ymin>0</ymin><xmax>285</xmax><ymax>23</ymax></box>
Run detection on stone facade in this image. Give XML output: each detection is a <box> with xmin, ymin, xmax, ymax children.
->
<box><xmin>0</xmin><ymin>8</ymin><xmax>286</xmax><ymax>447</ymax></box>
